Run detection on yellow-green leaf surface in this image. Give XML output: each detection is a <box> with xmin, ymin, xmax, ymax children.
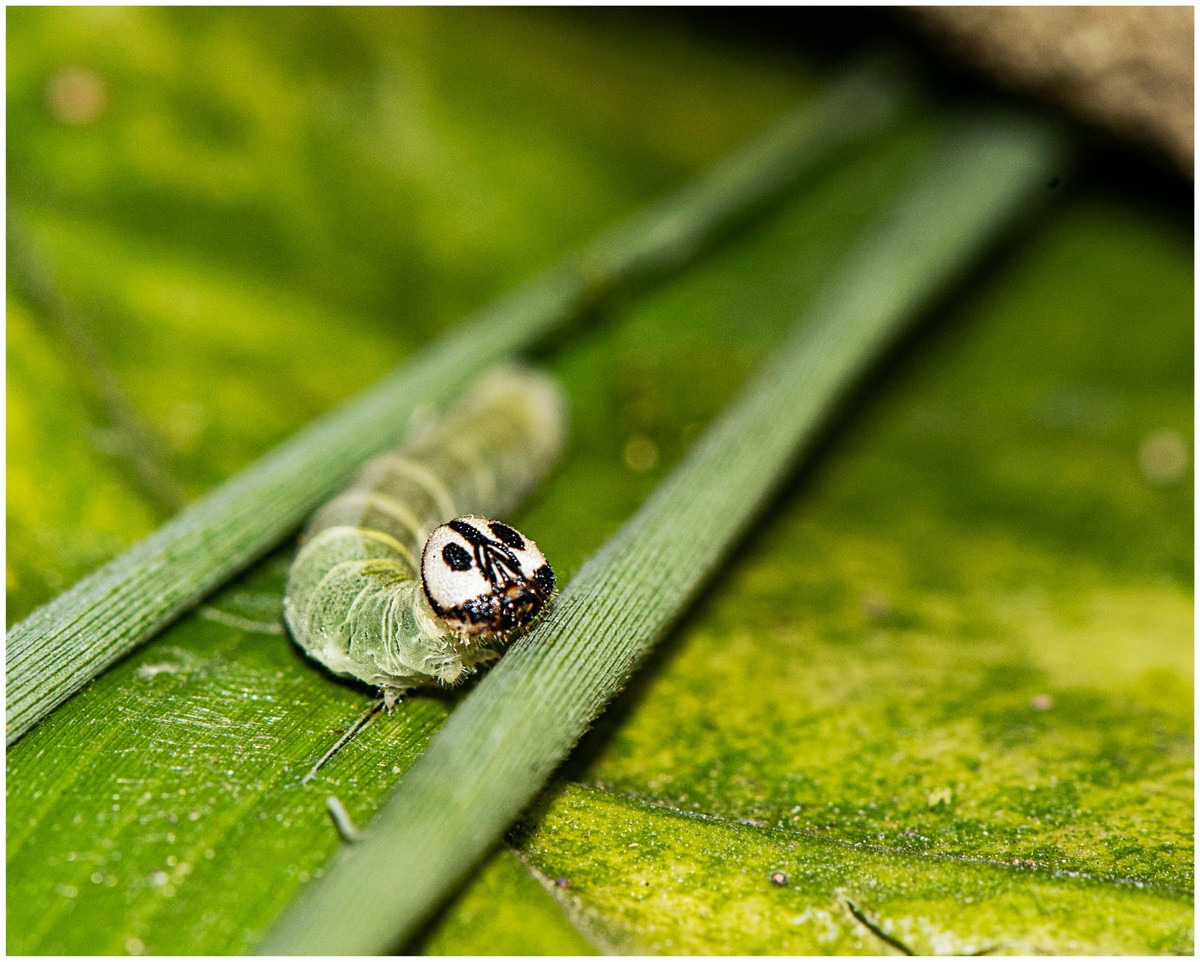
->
<box><xmin>7</xmin><ymin>7</ymin><xmax>1192</xmax><ymax>955</ymax></box>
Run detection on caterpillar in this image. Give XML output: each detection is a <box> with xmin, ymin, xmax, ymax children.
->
<box><xmin>283</xmin><ymin>364</ymin><xmax>567</xmax><ymax>702</ymax></box>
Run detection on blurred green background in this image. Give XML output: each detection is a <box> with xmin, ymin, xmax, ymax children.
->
<box><xmin>6</xmin><ymin>7</ymin><xmax>1192</xmax><ymax>955</ymax></box>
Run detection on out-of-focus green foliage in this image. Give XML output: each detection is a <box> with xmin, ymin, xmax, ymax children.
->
<box><xmin>6</xmin><ymin>7</ymin><xmax>1191</xmax><ymax>955</ymax></box>
<box><xmin>6</xmin><ymin>8</ymin><xmax>815</xmax><ymax>623</ymax></box>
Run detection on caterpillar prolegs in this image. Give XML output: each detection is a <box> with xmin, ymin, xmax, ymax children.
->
<box><xmin>282</xmin><ymin>365</ymin><xmax>567</xmax><ymax>699</ymax></box>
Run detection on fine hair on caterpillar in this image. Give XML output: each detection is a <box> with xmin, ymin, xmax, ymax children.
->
<box><xmin>283</xmin><ymin>364</ymin><xmax>566</xmax><ymax>701</ymax></box>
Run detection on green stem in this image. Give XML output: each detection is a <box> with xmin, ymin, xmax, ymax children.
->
<box><xmin>258</xmin><ymin>113</ymin><xmax>1070</xmax><ymax>955</ymax></box>
<box><xmin>5</xmin><ymin>59</ymin><xmax>911</xmax><ymax>746</ymax></box>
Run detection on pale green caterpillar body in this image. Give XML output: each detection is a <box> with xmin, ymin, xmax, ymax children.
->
<box><xmin>282</xmin><ymin>365</ymin><xmax>566</xmax><ymax>699</ymax></box>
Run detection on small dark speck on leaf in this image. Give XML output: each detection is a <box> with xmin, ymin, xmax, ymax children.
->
<box><xmin>769</xmin><ymin>870</ymin><xmax>789</xmax><ymax>887</ymax></box>
<box><xmin>554</xmin><ymin>876</ymin><xmax>570</xmax><ymax>889</ymax></box>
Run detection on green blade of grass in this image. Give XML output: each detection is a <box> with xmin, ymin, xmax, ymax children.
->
<box><xmin>4</xmin><ymin>59</ymin><xmax>911</xmax><ymax>746</ymax></box>
<box><xmin>259</xmin><ymin>112</ymin><xmax>1070</xmax><ymax>956</ymax></box>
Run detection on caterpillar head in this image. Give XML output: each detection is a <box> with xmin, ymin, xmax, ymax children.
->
<box><xmin>421</xmin><ymin>516</ymin><xmax>554</xmax><ymax>638</ymax></box>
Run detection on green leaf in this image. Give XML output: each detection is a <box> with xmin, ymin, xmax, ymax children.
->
<box><xmin>7</xmin><ymin>8</ymin><xmax>1191</xmax><ymax>956</ymax></box>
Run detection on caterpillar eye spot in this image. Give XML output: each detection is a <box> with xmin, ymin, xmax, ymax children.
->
<box><xmin>441</xmin><ymin>542</ymin><xmax>473</xmax><ymax>571</ymax></box>
<box><xmin>487</xmin><ymin>521</ymin><xmax>525</xmax><ymax>550</ymax></box>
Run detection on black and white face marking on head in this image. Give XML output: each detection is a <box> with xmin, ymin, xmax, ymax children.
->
<box><xmin>421</xmin><ymin>516</ymin><xmax>555</xmax><ymax>637</ymax></box>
